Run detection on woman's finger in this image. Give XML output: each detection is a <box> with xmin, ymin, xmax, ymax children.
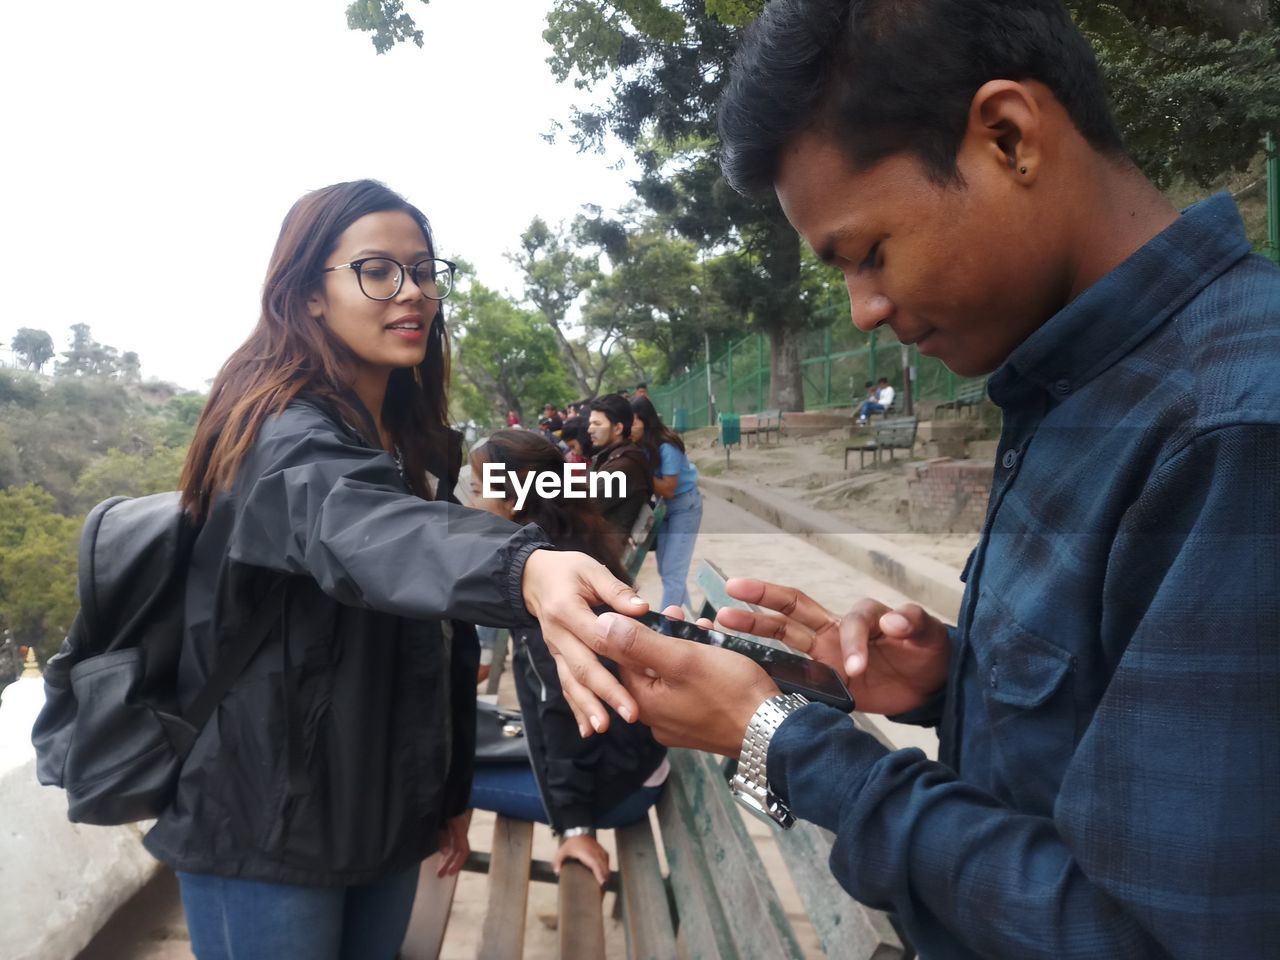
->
<box><xmin>550</xmin><ymin>648</ymin><xmax>628</xmax><ymax>734</ymax></box>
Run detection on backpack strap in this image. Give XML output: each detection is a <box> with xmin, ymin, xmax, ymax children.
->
<box><xmin>182</xmin><ymin>584</ymin><xmax>284</xmax><ymax>735</ymax></box>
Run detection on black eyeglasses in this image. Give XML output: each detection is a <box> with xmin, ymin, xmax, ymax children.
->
<box><xmin>321</xmin><ymin>257</ymin><xmax>456</xmax><ymax>301</ymax></box>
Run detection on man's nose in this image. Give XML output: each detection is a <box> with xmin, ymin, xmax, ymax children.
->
<box><xmin>849</xmin><ymin>291</ymin><xmax>894</xmax><ymax>333</ymax></box>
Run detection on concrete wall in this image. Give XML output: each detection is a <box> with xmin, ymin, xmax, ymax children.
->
<box><xmin>0</xmin><ymin>680</ymin><xmax>159</xmax><ymax>960</ymax></box>
<box><xmin>698</xmin><ymin>475</ymin><xmax>965</xmax><ymax>620</ymax></box>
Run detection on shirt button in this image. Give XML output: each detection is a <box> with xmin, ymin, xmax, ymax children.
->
<box><xmin>1054</xmin><ymin>379</ymin><xmax>1071</xmax><ymax>396</ymax></box>
<box><xmin>1002</xmin><ymin>449</ymin><xmax>1019</xmax><ymax>469</ymax></box>
<box><xmin>989</xmin><ymin>665</ymin><xmax>998</xmax><ymax>688</ymax></box>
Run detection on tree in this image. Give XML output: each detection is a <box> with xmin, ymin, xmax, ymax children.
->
<box><xmin>11</xmin><ymin>328</ymin><xmax>54</xmax><ymax>372</ymax></box>
<box><xmin>546</xmin><ymin>0</ymin><xmax>815</xmax><ymax>409</ymax></box>
<box><xmin>57</xmin><ymin>322</ymin><xmax>122</xmax><ymax>378</ymax></box>
<box><xmin>509</xmin><ymin>217</ymin><xmax>614</xmax><ymax>398</ymax></box>
<box><xmin>0</xmin><ymin>484</ymin><xmax>79</xmax><ymax>660</ymax></box>
<box><xmin>450</xmin><ymin>277</ymin><xmax>578</xmax><ymax>422</ymax></box>
<box><xmin>345</xmin><ymin>0</ymin><xmax>432</xmax><ymax>54</ymax></box>
<box><xmin>120</xmin><ymin>351</ymin><xmax>142</xmax><ymax>383</ymax></box>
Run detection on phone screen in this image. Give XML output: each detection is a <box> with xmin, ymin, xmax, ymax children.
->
<box><xmin>637</xmin><ymin>612</ymin><xmax>855</xmax><ymax>713</ymax></box>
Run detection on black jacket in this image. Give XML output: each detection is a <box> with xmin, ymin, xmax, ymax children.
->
<box><xmin>591</xmin><ymin>442</ymin><xmax>653</xmax><ymax>538</ymax></box>
<box><xmin>512</xmin><ymin>626</ymin><xmax>666</xmax><ymax>833</ymax></box>
<box><xmin>143</xmin><ymin>398</ymin><xmax>551</xmax><ymax>886</ymax></box>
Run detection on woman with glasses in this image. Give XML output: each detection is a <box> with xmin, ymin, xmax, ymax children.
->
<box><xmin>151</xmin><ymin>180</ymin><xmax>647</xmax><ymax>960</ymax></box>
<box><xmin>630</xmin><ymin>396</ymin><xmax>703</xmax><ymax>611</ymax></box>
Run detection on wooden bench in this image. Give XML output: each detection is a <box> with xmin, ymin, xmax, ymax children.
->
<box><xmin>845</xmin><ymin>417</ymin><xmax>919</xmax><ymax>470</ymax></box>
<box><xmin>933</xmin><ymin>378</ymin><xmax>987</xmax><ymax>418</ymax></box>
<box><xmin>621</xmin><ymin>497</ymin><xmax>667</xmax><ymax>582</ymax></box>
<box><xmin>742</xmin><ymin>408</ymin><xmax>784</xmax><ymax>446</ymax></box>
<box><xmin>403</xmin><ymin>558</ymin><xmax>910</xmax><ymax>958</ymax></box>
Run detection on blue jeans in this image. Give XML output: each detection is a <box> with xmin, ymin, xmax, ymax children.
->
<box><xmin>858</xmin><ymin>400</ymin><xmax>886</xmax><ymax>419</ymax></box>
<box><xmin>176</xmin><ymin>865</ymin><xmax>419</xmax><ymax>960</ymax></box>
<box><xmin>470</xmin><ymin>763</ymin><xmax>664</xmax><ymax>829</ymax></box>
<box><xmin>657</xmin><ymin>487</ymin><xmax>703</xmax><ymax>611</ymax></box>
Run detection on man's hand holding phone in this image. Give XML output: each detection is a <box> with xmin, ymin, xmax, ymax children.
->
<box><xmin>594</xmin><ymin>609</ymin><xmax>781</xmax><ymax>757</ymax></box>
<box><xmin>715</xmin><ymin>579</ymin><xmax>952</xmax><ymax>717</ymax></box>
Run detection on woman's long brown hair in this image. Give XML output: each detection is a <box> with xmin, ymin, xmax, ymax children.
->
<box><xmin>180</xmin><ymin>180</ymin><xmax>452</xmax><ymax>518</ymax></box>
<box><xmin>471</xmin><ymin>430</ymin><xmax>630</xmax><ymax>584</ymax></box>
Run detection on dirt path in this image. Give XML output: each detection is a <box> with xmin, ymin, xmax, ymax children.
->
<box><xmin>685</xmin><ymin>425</ymin><xmax>981</xmax><ymax>571</ymax></box>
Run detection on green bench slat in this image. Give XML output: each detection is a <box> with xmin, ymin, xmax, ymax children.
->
<box><xmin>657</xmin><ymin>748</ymin><xmax>806</xmax><ymax>960</ymax></box>
<box><xmin>617</xmin><ymin>818</ymin><xmax>678</xmax><ymax>960</ymax></box>
<box><xmin>478</xmin><ymin>816</ymin><xmax>533</xmax><ymax>959</ymax></box>
<box><xmin>558</xmin><ymin>861</ymin><xmax>607</xmax><ymax>959</ymax></box>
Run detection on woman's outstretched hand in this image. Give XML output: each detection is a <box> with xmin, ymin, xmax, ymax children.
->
<box><xmin>520</xmin><ymin>548</ymin><xmax>649</xmax><ymax>736</ymax></box>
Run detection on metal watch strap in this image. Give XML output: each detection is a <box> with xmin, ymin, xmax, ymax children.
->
<box><xmin>728</xmin><ymin>692</ymin><xmax>809</xmax><ymax>829</ymax></box>
<box><xmin>561</xmin><ymin>826</ymin><xmax>596</xmax><ymax>840</ymax></box>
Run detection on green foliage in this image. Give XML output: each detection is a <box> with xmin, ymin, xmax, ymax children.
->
<box><xmin>11</xmin><ymin>328</ymin><xmax>55</xmax><ymax>372</ymax></box>
<box><xmin>72</xmin><ymin>445</ymin><xmax>188</xmax><ymax>512</ymax></box>
<box><xmin>451</xmin><ymin>278</ymin><xmax>577</xmax><ymax>421</ymax></box>
<box><xmin>1073</xmin><ymin>1</ymin><xmax>1280</xmax><ymax>186</ymax></box>
<box><xmin>0</xmin><ymin>368</ymin><xmax>201</xmax><ymax>511</ymax></box>
<box><xmin>509</xmin><ymin>218</ymin><xmax>608</xmax><ymax>397</ymax></box>
<box><xmin>345</xmin><ymin>0</ymin><xmax>431</xmax><ymax>54</ymax></box>
<box><xmin>0</xmin><ymin>485</ymin><xmax>79</xmax><ymax>659</ymax></box>
<box><xmin>703</xmin><ymin>0</ymin><xmax>760</xmax><ymax>25</ymax></box>
<box><xmin>57</xmin><ymin>322</ymin><xmax>128</xmax><ymax>379</ymax></box>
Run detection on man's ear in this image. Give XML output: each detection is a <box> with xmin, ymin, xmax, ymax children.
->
<box><xmin>966</xmin><ymin>79</ymin><xmax>1043</xmax><ymax>183</ymax></box>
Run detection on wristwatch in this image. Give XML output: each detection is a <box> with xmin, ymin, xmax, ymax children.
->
<box><xmin>561</xmin><ymin>826</ymin><xmax>596</xmax><ymax>840</ymax></box>
<box><xmin>727</xmin><ymin>692</ymin><xmax>809</xmax><ymax>829</ymax></box>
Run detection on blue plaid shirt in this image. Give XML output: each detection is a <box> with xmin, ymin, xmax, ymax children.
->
<box><xmin>770</xmin><ymin>195</ymin><xmax>1280</xmax><ymax>959</ymax></box>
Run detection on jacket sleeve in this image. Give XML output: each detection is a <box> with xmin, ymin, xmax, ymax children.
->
<box><xmin>769</xmin><ymin>424</ymin><xmax>1279</xmax><ymax>959</ymax></box>
<box><xmin>522</xmin><ymin>635</ymin><xmax>603</xmax><ymax>832</ymax></box>
<box><xmin>442</xmin><ymin>620</ymin><xmax>481</xmax><ymax>819</ymax></box>
<box><xmin>226</xmin><ymin>405</ymin><xmax>551</xmax><ymax>627</ymax></box>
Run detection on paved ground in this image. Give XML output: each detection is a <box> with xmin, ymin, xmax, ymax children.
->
<box><xmin>78</xmin><ymin>491</ymin><xmax>940</xmax><ymax>959</ymax></box>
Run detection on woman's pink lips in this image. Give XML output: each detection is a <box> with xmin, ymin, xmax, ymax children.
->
<box><xmin>386</xmin><ymin>326</ymin><xmax>425</xmax><ymax>341</ymax></box>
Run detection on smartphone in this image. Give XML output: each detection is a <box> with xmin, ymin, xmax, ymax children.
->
<box><xmin>637</xmin><ymin>611</ymin><xmax>855</xmax><ymax>713</ymax></box>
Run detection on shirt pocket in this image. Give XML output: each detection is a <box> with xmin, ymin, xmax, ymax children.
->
<box><xmin>970</xmin><ymin>594</ymin><xmax>1078</xmax><ymax>814</ymax></box>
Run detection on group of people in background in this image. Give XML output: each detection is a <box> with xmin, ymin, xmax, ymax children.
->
<box><xmin>463</xmin><ymin>388</ymin><xmax>700</xmax><ymax>883</ymax></box>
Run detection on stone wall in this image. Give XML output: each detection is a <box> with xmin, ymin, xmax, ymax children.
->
<box><xmin>0</xmin><ymin>677</ymin><xmax>159</xmax><ymax>960</ymax></box>
<box><xmin>907</xmin><ymin>458</ymin><xmax>993</xmax><ymax>533</ymax></box>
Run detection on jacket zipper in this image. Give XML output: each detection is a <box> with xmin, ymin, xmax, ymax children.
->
<box><xmin>523</xmin><ymin>635</ymin><xmax>550</xmax><ymax>703</ymax></box>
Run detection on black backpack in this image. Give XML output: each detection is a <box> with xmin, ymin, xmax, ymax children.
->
<box><xmin>32</xmin><ymin>492</ymin><xmax>278</xmax><ymax>825</ymax></box>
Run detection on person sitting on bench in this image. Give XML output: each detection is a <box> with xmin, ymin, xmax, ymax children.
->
<box><xmin>856</xmin><ymin>377</ymin><xmax>895</xmax><ymax>423</ymax></box>
<box><xmin>467</xmin><ymin>430</ymin><xmax>669</xmax><ymax>885</ymax></box>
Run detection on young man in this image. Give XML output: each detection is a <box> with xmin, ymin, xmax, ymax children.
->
<box><xmin>582</xmin><ymin>1</ymin><xmax>1279</xmax><ymax>957</ymax></box>
<box><xmin>586</xmin><ymin>394</ymin><xmax>654</xmax><ymax>539</ymax></box>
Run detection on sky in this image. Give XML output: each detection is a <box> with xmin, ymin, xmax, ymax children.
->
<box><xmin>0</xmin><ymin>0</ymin><xmax>639</xmax><ymax>390</ymax></box>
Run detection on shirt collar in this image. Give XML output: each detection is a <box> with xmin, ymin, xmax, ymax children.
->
<box><xmin>989</xmin><ymin>193</ymin><xmax>1252</xmax><ymax>407</ymax></box>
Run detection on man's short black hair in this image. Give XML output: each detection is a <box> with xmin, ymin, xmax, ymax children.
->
<box><xmin>878</xmin><ymin>377</ymin><xmax>889</xmax><ymax>384</ymax></box>
<box><xmin>636</xmin><ymin>382</ymin><xmax>648</xmax><ymax>390</ymax></box>
<box><xmin>588</xmin><ymin>394</ymin><xmax>633</xmax><ymax>440</ymax></box>
<box><xmin>718</xmin><ymin>0</ymin><xmax>1125</xmax><ymax>195</ymax></box>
